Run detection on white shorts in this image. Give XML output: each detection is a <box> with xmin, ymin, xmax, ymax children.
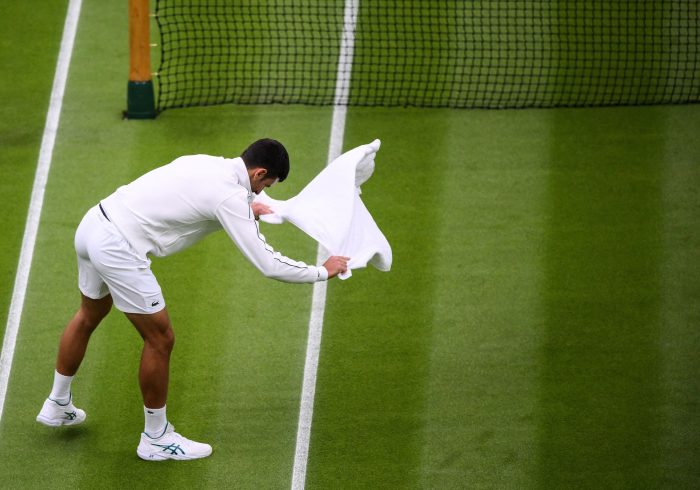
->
<box><xmin>75</xmin><ymin>205</ymin><xmax>165</xmax><ymax>314</ymax></box>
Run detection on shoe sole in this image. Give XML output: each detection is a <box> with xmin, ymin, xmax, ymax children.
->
<box><xmin>36</xmin><ymin>413</ymin><xmax>86</xmax><ymax>427</ymax></box>
<box><xmin>137</xmin><ymin>444</ymin><xmax>212</xmax><ymax>461</ymax></box>
<box><xmin>136</xmin><ymin>449</ymin><xmax>212</xmax><ymax>461</ymax></box>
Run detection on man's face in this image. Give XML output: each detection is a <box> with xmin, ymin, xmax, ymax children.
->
<box><xmin>250</xmin><ymin>169</ymin><xmax>279</xmax><ymax>194</ymax></box>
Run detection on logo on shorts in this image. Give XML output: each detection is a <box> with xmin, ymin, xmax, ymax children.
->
<box><xmin>151</xmin><ymin>300</ymin><xmax>160</xmax><ymax>307</ymax></box>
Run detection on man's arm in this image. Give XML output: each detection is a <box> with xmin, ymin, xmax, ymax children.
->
<box><xmin>216</xmin><ymin>194</ymin><xmax>347</xmax><ymax>282</ymax></box>
<box><xmin>251</xmin><ymin>201</ymin><xmax>349</xmax><ymax>278</ymax></box>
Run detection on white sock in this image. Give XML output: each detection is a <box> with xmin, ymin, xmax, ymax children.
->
<box><xmin>49</xmin><ymin>370</ymin><xmax>73</xmax><ymax>405</ymax></box>
<box><xmin>144</xmin><ymin>405</ymin><xmax>168</xmax><ymax>439</ymax></box>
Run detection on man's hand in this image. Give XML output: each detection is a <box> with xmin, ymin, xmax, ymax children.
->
<box><xmin>251</xmin><ymin>202</ymin><xmax>273</xmax><ymax>220</ymax></box>
<box><xmin>323</xmin><ymin>256</ymin><xmax>350</xmax><ymax>279</ymax></box>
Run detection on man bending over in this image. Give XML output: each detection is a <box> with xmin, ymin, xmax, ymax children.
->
<box><xmin>36</xmin><ymin>139</ymin><xmax>349</xmax><ymax>461</ymax></box>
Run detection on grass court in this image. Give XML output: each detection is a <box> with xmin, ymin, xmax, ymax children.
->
<box><xmin>0</xmin><ymin>1</ymin><xmax>699</xmax><ymax>488</ymax></box>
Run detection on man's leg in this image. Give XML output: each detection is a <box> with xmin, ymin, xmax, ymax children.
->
<box><xmin>37</xmin><ymin>293</ymin><xmax>112</xmax><ymax>426</ymax></box>
<box><xmin>57</xmin><ymin>293</ymin><xmax>113</xmax><ymax>375</ymax></box>
<box><xmin>126</xmin><ymin>308</ymin><xmax>212</xmax><ymax>461</ymax></box>
<box><xmin>124</xmin><ymin>308</ymin><xmax>174</xmax><ymax>409</ymax></box>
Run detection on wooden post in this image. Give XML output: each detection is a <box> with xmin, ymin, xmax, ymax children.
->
<box><xmin>126</xmin><ymin>0</ymin><xmax>156</xmax><ymax>118</ymax></box>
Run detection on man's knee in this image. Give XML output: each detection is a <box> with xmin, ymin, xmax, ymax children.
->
<box><xmin>156</xmin><ymin>326</ymin><xmax>175</xmax><ymax>354</ymax></box>
<box><xmin>143</xmin><ymin>326</ymin><xmax>174</xmax><ymax>357</ymax></box>
<box><xmin>127</xmin><ymin>310</ymin><xmax>175</xmax><ymax>356</ymax></box>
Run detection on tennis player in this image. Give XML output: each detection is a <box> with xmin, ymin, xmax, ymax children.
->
<box><xmin>36</xmin><ymin>139</ymin><xmax>349</xmax><ymax>461</ymax></box>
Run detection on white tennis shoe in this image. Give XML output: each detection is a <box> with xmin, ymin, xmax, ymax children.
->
<box><xmin>137</xmin><ymin>422</ymin><xmax>212</xmax><ymax>461</ymax></box>
<box><xmin>36</xmin><ymin>396</ymin><xmax>86</xmax><ymax>427</ymax></box>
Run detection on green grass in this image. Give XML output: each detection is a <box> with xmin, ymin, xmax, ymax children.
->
<box><xmin>1</xmin><ymin>0</ymin><xmax>699</xmax><ymax>489</ymax></box>
<box><xmin>539</xmin><ymin>108</ymin><xmax>667</xmax><ymax>486</ymax></box>
<box><xmin>0</xmin><ymin>0</ymin><xmax>70</xmax><ymax>344</ymax></box>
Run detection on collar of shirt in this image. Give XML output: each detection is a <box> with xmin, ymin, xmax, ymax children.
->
<box><xmin>231</xmin><ymin>157</ymin><xmax>254</xmax><ymax>204</ymax></box>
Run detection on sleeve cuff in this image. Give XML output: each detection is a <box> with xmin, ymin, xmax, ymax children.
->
<box><xmin>316</xmin><ymin>266</ymin><xmax>329</xmax><ymax>281</ymax></box>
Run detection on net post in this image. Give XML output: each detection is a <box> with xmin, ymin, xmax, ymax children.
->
<box><xmin>126</xmin><ymin>0</ymin><xmax>156</xmax><ymax>119</ymax></box>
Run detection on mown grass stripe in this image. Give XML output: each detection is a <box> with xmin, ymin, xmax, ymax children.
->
<box><xmin>291</xmin><ymin>2</ymin><xmax>359</xmax><ymax>488</ymax></box>
<box><xmin>0</xmin><ymin>0</ymin><xmax>82</xmax><ymax>424</ymax></box>
<box><xmin>539</xmin><ymin>107</ymin><xmax>666</xmax><ymax>487</ymax></box>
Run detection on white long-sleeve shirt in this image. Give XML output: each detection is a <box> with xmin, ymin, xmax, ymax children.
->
<box><xmin>100</xmin><ymin>155</ymin><xmax>327</xmax><ymax>283</ymax></box>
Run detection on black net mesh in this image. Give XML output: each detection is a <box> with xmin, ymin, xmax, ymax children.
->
<box><xmin>154</xmin><ymin>0</ymin><xmax>700</xmax><ymax>111</ymax></box>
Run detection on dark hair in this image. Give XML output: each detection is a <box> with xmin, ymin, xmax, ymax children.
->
<box><xmin>240</xmin><ymin>138</ymin><xmax>289</xmax><ymax>182</ymax></box>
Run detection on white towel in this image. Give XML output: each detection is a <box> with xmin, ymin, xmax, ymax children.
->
<box><xmin>254</xmin><ymin>139</ymin><xmax>392</xmax><ymax>279</ymax></box>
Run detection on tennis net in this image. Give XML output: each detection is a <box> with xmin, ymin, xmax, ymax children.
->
<box><xmin>153</xmin><ymin>0</ymin><xmax>700</xmax><ymax>111</ymax></box>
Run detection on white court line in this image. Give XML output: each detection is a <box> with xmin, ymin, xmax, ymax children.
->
<box><xmin>0</xmin><ymin>0</ymin><xmax>82</xmax><ymax>424</ymax></box>
<box><xmin>291</xmin><ymin>1</ymin><xmax>359</xmax><ymax>488</ymax></box>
